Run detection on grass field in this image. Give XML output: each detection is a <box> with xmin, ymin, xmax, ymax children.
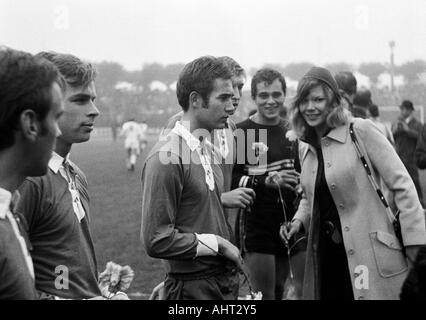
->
<box><xmin>72</xmin><ymin>129</ymin><xmax>426</xmax><ymax>299</ymax></box>
<box><xmin>72</xmin><ymin>134</ymin><xmax>163</xmax><ymax>299</ymax></box>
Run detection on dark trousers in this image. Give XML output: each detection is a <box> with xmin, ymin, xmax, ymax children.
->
<box><xmin>164</xmin><ymin>266</ymin><xmax>239</xmax><ymax>300</ymax></box>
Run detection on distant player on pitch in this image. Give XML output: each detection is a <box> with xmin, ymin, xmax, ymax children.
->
<box><xmin>120</xmin><ymin>118</ymin><xmax>144</xmax><ymax>171</ymax></box>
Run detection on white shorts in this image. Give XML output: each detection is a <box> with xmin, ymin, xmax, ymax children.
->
<box><xmin>125</xmin><ymin>139</ymin><xmax>140</xmax><ymax>151</ymax></box>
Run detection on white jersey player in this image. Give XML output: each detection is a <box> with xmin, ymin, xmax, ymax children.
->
<box><xmin>120</xmin><ymin>119</ymin><xmax>144</xmax><ymax>171</ymax></box>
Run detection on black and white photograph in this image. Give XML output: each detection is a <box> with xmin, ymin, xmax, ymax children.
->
<box><xmin>1</xmin><ymin>0</ymin><xmax>426</xmax><ymax>308</ymax></box>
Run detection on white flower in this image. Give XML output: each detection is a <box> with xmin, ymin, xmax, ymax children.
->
<box><xmin>251</xmin><ymin>142</ymin><xmax>268</xmax><ymax>156</ymax></box>
<box><xmin>245</xmin><ymin>291</ymin><xmax>263</xmax><ymax>300</ymax></box>
<box><xmin>285</xmin><ymin>130</ymin><xmax>298</xmax><ymax>142</ymax></box>
<box><xmin>98</xmin><ymin>261</ymin><xmax>135</xmax><ymax>297</ymax></box>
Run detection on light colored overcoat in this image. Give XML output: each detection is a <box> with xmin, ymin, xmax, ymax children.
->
<box><xmin>294</xmin><ymin>118</ymin><xmax>426</xmax><ymax>300</ymax></box>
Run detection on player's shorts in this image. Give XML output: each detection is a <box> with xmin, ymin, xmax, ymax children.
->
<box><xmin>125</xmin><ymin>139</ymin><xmax>139</xmax><ymax>150</ymax></box>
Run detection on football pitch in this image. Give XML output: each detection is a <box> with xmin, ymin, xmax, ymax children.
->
<box><xmin>72</xmin><ymin>129</ymin><xmax>426</xmax><ymax>299</ymax></box>
<box><xmin>72</xmin><ymin>133</ymin><xmax>163</xmax><ymax>299</ymax></box>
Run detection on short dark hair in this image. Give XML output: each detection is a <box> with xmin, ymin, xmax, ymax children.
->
<box><xmin>217</xmin><ymin>56</ymin><xmax>246</xmax><ymax>78</ymax></box>
<box><xmin>368</xmin><ymin>104</ymin><xmax>380</xmax><ymax>117</ymax></box>
<box><xmin>251</xmin><ymin>68</ymin><xmax>286</xmax><ymax>99</ymax></box>
<box><xmin>400</xmin><ymin>100</ymin><xmax>414</xmax><ymax>110</ymax></box>
<box><xmin>335</xmin><ymin>71</ymin><xmax>357</xmax><ymax>96</ymax></box>
<box><xmin>0</xmin><ymin>48</ymin><xmax>62</xmax><ymax>150</ymax></box>
<box><xmin>353</xmin><ymin>89</ymin><xmax>372</xmax><ymax>108</ymax></box>
<box><xmin>36</xmin><ymin>51</ymin><xmax>97</xmax><ymax>89</ymax></box>
<box><xmin>176</xmin><ymin>56</ymin><xmax>232</xmax><ymax>111</ymax></box>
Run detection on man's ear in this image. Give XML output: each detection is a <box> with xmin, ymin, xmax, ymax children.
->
<box><xmin>189</xmin><ymin>91</ymin><xmax>203</xmax><ymax>110</ymax></box>
<box><xmin>19</xmin><ymin>109</ymin><xmax>41</xmax><ymax>141</ymax></box>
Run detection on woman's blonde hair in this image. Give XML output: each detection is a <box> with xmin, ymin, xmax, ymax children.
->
<box><xmin>289</xmin><ymin>77</ymin><xmax>351</xmax><ymax>138</ymax></box>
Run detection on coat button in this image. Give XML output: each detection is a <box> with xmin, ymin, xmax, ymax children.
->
<box><xmin>331</xmin><ymin>184</ymin><xmax>336</xmax><ymax>190</ymax></box>
<box><xmin>339</xmin><ymin>204</ymin><xmax>344</xmax><ymax>210</ymax></box>
<box><xmin>327</xmin><ymin>162</ymin><xmax>332</xmax><ymax>168</ymax></box>
<box><xmin>344</xmin><ymin>226</ymin><xmax>350</xmax><ymax>232</ymax></box>
<box><xmin>358</xmin><ymin>296</ymin><xmax>364</xmax><ymax>300</ymax></box>
<box><xmin>324</xmin><ymin>142</ymin><xmax>329</xmax><ymax>147</ymax></box>
<box><xmin>348</xmin><ymin>249</ymin><xmax>355</xmax><ymax>255</ymax></box>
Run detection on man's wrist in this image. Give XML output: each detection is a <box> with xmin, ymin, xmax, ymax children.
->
<box><xmin>291</xmin><ymin>218</ymin><xmax>303</xmax><ymax>231</ymax></box>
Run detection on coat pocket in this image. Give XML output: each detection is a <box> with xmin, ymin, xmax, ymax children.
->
<box><xmin>369</xmin><ymin>231</ymin><xmax>408</xmax><ymax>278</ymax></box>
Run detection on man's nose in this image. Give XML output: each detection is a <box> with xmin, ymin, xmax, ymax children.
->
<box><xmin>225</xmin><ymin>101</ymin><xmax>235</xmax><ymax>113</ymax></box>
<box><xmin>233</xmin><ymin>88</ymin><xmax>241</xmax><ymax>100</ymax></box>
<box><xmin>88</xmin><ymin>101</ymin><xmax>100</xmax><ymax>117</ymax></box>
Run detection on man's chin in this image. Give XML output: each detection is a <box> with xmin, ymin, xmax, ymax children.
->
<box><xmin>74</xmin><ymin>134</ymin><xmax>91</xmax><ymax>144</ymax></box>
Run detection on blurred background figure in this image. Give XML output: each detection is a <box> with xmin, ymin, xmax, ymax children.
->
<box><xmin>415</xmin><ymin>122</ymin><xmax>426</xmax><ymax>172</ymax></box>
<box><xmin>120</xmin><ymin>118</ymin><xmax>144</xmax><ymax>171</ymax></box>
<box><xmin>352</xmin><ymin>89</ymin><xmax>372</xmax><ymax>119</ymax></box>
<box><xmin>335</xmin><ymin>71</ymin><xmax>357</xmax><ymax>113</ymax></box>
<box><xmin>139</xmin><ymin>120</ymin><xmax>149</xmax><ymax>153</ymax></box>
<box><xmin>368</xmin><ymin>104</ymin><xmax>395</xmax><ymax>145</ymax></box>
<box><xmin>392</xmin><ymin>100</ymin><xmax>424</xmax><ymax>206</ymax></box>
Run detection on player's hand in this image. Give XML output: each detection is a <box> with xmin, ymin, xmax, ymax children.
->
<box><xmin>149</xmin><ymin>281</ymin><xmax>165</xmax><ymax>300</ymax></box>
<box><xmin>266</xmin><ymin>170</ymin><xmax>299</xmax><ymax>191</ymax></box>
<box><xmin>221</xmin><ymin>188</ymin><xmax>256</xmax><ymax>209</ymax></box>
<box><xmin>216</xmin><ymin>236</ymin><xmax>243</xmax><ymax>270</ymax></box>
<box><xmin>280</xmin><ymin>220</ymin><xmax>302</xmax><ymax>245</ymax></box>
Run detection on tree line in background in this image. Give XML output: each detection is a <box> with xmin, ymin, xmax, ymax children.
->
<box><xmin>93</xmin><ymin>59</ymin><xmax>426</xmax><ymax>129</ymax></box>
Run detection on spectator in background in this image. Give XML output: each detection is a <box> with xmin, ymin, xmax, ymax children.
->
<box><xmin>0</xmin><ymin>48</ymin><xmax>64</xmax><ymax>299</ymax></box>
<box><xmin>335</xmin><ymin>71</ymin><xmax>357</xmax><ymax>113</ymax></box>
<box><xmin>415</xmin><ymin>124</ymin><xmax>426</xmax><ymax>170</ymax></box>
<box><xmin>392</xmin><ymin>100</ymin><xmax>423</xmax><ymax>206</ymax></box>
<box><xmin>351</xmin><ymin>89</ymin><xmax>372</xmax><ymax>119</ymax></box>
<box><xmin>368</xmin><ymin>104</ymin><xmax>395</xmax><ymax>145</ymax></box>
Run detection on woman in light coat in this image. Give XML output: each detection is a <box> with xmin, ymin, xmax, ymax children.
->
<box><xmin>281</xmin><ymin>66</ymin><xmax>426</xmax><ymax>300</ymax></box>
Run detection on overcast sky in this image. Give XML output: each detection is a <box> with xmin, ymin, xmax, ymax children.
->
<box><xmin>1</xmin><ymin>0</ymin><xmax>425</xmax><ymax>70</ymax></box>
